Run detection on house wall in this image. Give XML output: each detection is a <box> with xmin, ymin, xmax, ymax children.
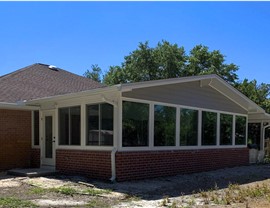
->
<box><xmin>122</xmin><ymin>81</ymin><xmax>247</xmax><ymax>114</ymax></box>
<box><xmin>56</xmin><ymin>149</ymin><xmax>112</xmax><ymax>180</ymax></box>
<box><xmin>0</xmin><ymin>109</ymin><xmax>32</xmax><ymax>171</ymax></box>
<box><xmin>115</xmin><ymin>148</ymin><xmax>249</xmax><ymax>181</ymax></box>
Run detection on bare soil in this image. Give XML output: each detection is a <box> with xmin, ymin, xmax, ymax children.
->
<box><xmin>0</xmin><ymin>164</ymin><xmax>270</xmax><ymax>207</ymax></box>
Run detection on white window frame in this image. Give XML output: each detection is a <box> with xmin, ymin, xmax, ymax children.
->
<box><xmin>120</xmin><ymin>97</ymin><xmax>248</xmax><ymax>151</ymax></box>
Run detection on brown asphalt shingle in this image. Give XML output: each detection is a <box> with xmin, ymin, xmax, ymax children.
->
<box><xmin>0</xmin><ymin>63</ymin><xmax>104</xmax><ymax>103</ymax></box>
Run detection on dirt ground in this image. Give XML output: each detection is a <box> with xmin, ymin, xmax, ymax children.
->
<box><xmin>0</xmin><ymin>164</ymin><xmax>270</xmax><ymax>207</ymax></box>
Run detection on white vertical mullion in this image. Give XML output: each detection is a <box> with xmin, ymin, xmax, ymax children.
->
<box><xmin>233</xmin><ymin>115</ymin><xmax>236</xmax><ymax>146</ymax></box>
<box><xmin>99</xmin><ymin>104</ymin><xmax>101</xmax><ymax>146</ymax></box>
<box><xmin>118</xmin><ymin>95</ymin><xmax>123</xmax><ymax>149</ymax></box>
<box><xmin>81</xmin><ymin>103</ymin><xmax>86</xmax><ymax>147</ymax></box>
<box><xmin>245</xmin><ymin>116</ymin><xmax>248</xmax><ymax>146</ymax></box>
<box><xmin>217</xmin><ymin>113</ymin><xmax>220</xmax><ymax>146</ymax></box>
<box><xmin>198</xmin><ymin>110</ymin><xmax>202</xmax><ymax>147</ymax></box>
<box><xmin>149</xmin><ymin>103</ymin><xmax>154</xmax><ymax>148</ymax></box>
<box><xmin>176</xmin><ymin>107</ymin><xmax>180</xmax><ymax>147</ymax></box>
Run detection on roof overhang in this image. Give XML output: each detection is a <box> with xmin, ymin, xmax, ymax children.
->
<box><xmin>23</xmin><ymin>74</ymin><xmax>266</xmax><ymax>116</ymax></box>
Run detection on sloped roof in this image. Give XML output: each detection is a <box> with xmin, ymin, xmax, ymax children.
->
<box><xmin>0</xmin><ymin>63</ymin><xmax>104</xmax><ymax>103</ymax></box>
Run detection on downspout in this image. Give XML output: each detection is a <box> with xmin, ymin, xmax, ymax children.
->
<box><xmin>110</xmin><ymin>147</ymin><xmax>117</xmax><ymax>182</ymax></box>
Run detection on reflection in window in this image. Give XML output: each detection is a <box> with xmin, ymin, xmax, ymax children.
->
<box><xmin>180</xmin><ymin>109</ymin><xmax>198</xmax><ymax>146</ymax></box>
<box><xmin>86</xmin><ymin>103</ymin><xmax>113</xmax><ymax>146</ymax></box>
<box><xmin>235</xmin><ymin>116</ymin><xmax>246</xmax><ymax>145</ymax></box>
<box><xmin>154</xmin><ymin>105</ymin><xmax>176</xmax><ymax>146</ymax></box>
<box><xmin>59</xmin><ymin>106</ymin><xmax>81</xmax><ymax>145</ymax></box>
<box><xmin>122</xmin><ymin>101</ymin><xmax>149</xmax><ymax>147</ymax></box>
<box><xmin>220</xmin><ymin>114</ymin><xmax>233</xmax><ymax>145</ymax></box>
<box><xmin>202</xmin><ymin>111</ymin><xmax>217</xmax><ymax>145</ymax></box>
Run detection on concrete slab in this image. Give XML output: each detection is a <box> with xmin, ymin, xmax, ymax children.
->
<box><xmin>7</xmin><ymin>167</ymin><xmax>58</xmax><ymax>177</ymax></box>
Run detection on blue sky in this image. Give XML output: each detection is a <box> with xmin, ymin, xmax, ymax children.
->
<box><xmin>0</xmin><ymin>2</ymin><xmax>269</xmax><ymax>84</ymax></box>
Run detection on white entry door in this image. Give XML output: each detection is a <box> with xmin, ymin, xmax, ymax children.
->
<box><xmin>42</xmin><ymin>111</ymin><xmax>55</xmax><ymax>166</ymax></box>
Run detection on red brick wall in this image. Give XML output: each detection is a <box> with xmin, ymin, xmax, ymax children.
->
<box><xmin>0</xmin><ymin>109</ymin><xmax>32</xmax><ymax>171</ymax></box>
<box><xmin>115</xmin><ymin>148</ymin><xmax>249</xmax><ymax>181</ymax></box>
<box><xmin>30</xmin><ymin>148</ymin><xmax>40</xmax><ymax>168</ymax></box>
<box><xmin>56</xmin><ymin>149</ymin><xmax>111</xmax><ymax>180</ymax></box>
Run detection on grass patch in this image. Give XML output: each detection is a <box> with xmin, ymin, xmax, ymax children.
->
<box><xmin>0</xmin><ymin>197</ymin><xmax>37</xmax><ymax>208</ymax></box>
<box><xmin>87</xmin><ymin>199</ymin><xmax>111</xmax><ymax>208</ymax></box>
<box><xmin>28</xmin><ymin>187</ymin><xmax>47</xmax><ymax>195</ymax></box>
<box><xmin>83</xmin><ymin>188</ymin><xmax>111</xmax><ymax>196</ymax></box>
<box><xmin>50</xmin><ymin>186</ymin><xmax>77</xmax><ymax>195</ymax></box>
<box><xmin>198</xmin><ymin>182</ymin><xmax>270</xmax><ymax>205</ymax></box>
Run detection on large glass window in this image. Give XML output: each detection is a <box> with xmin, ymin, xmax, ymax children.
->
<box><xmin>86</xmin><ymin>103</ymin><xmax>113</xmax><ymax>146</ymax></box>
<box><xmin>220</xmin><ymin>114</ymin><xmax>233</xmax><ymax>145</ymax></box>
<box><xmin>122</xmin><ymin>101</ymin><xmax>149</xmax><ymax>147</ymax></box>
<box><xmin>154</xmin><ymin>105</ymin><xmax>176</xmax><ymax>146</ymax></box>
<box><xmin>59</xmin><ymin>106</ymin><xmax>81</xmax><ymax>145</ymax></box>
<box><xmin>202</xmin><ymin>111</ymin><xmax>217</xmax><ymax>145</ymax></box>
<box><xmin>235</xmin><ymin>116</ymin><xmax>247</xmax><ymax>145</ymax></box>
<box><xmin>33</xmin><ymin>111</ymin><xmax>39</xmax><ymax>146</ymax></box>
<box><xmin>180</xmin><ymin>109</ymin><xmax>198</xmax><ymax>146</ymax></box>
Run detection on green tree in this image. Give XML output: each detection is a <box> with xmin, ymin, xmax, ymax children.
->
<box><xmin>185</xmin><ymin>45</ymin><xmax>238</xmax><ymax>85</ymax></box>
<box><xmin>235</xmin><ymin>79</ymin><xmax>270</xmax><ymax>113</ymax></box>
<box><xmin>83</xmin><ymin>64</ymin><xmax>102</xmax><ymax>82</ymax></box>
<box><xmin>102</xmin><ymin>41</ymin><xmax>238</xmax><ymax>85</ymax></box>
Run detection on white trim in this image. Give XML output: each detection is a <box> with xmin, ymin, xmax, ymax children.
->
<box><xmin>0</xmin><ymin>102</ymin><xmax>39</xmax><ymax>110</ymax></box>
<box><xmin>56</xmin><ymin>146</ymin><xmax>114</xmax><ymax>151</ymax></box>
<box><xmin>176</xmin><ymin>107</ymin><xmax>180</xmax><ymax>147</ymax></box>
<box><xmin>120</xmin><ymin>97</ymin><xmax>248</xmax><ymax>151</ymax></box>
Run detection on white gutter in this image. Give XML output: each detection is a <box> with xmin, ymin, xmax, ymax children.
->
<box><xmin>0</xmin><ymin>102</ymin><xmax>39</xmax><ymax>110</ymax></box>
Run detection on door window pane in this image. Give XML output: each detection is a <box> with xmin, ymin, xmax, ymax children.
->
<box><xmin>235</xmin><ymin>116</ymin><xmax>247</xmax><ymax>145</ymax></box>
<box><xmin>180</xmin><ymin>109</ymin><xmax>198</xmax><ymax>146</ymax></box>
<box><xmin>45</xmin><ymin>116</ymin><xmax>53</xmax><ymax>158</ymax></box>
<box><xmin>122</xmin><ymin>101</ymin><xmax>149</xmax><ymax>147</ymax></box>
<box><xmin>154</xmin><ymin>105</ymin><xmax>176</xmax><ymax>146</ymax></box>
<box><xmin>220</xmin><ymin>114</ymin><xmax>233</xmax><ymax>145</ymax></box>
<box><xmin>202</xmin><ymin>111</ymin><xmax>217</xmax><ymax>145</ymax></box>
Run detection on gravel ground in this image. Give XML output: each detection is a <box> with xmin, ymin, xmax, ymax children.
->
<box><xmin>1</xmin><ymin>164</ymin><xmax>270</xmax><ymax>207</ymax></box>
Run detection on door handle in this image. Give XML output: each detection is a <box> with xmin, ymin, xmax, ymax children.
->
<box><xmin>52</xmin><ymin>137</ymin><xmax>56</xmax><ymax>143</ymax></box>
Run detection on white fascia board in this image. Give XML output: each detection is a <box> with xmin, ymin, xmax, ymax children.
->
<box><xmin>0</xmin><ymin>102</ymin><xmax>39</xmax><ymax>110</ymax></box>
<box><xmin>248</xmin><ymin>112</ymin><xmax>270</xmax><ymax>121</ymax></box>
<box><xmin>209</xmin><ymin>76</ymin><xmax>265</xmax><ymax>114</ymax></box>
<box><xmin>24</xmin><ymin>86</ymin><xmax>120</xmax><ymax>105</ymax></box>
<box><xmin>119</xmin><ymin>74</ymin><xmax>216</xmax><ymax>92</ymax></box>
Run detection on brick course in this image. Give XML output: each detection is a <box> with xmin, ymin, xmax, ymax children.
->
<box><xmin>115</xmin><ymin>148</ymin><xmax>249</xmax><ymax>181</ymax></box>
<box><xmin>30</xmin><ymin>148</ymin><xmax>40</xmax><ymax>168</ymax></box>
<box><xmin>0</xmin><ymin>109</ymin><xmax>32</xmax><ymax>171</ymax></box>
<box><xmin>56</xmin><ymin>149</ymin><xmax>111</xmax><ymax>180</ymax></box>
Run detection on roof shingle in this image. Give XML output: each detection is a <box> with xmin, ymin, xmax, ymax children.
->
<box><xmin>0</xmin><ymin>63</ymin><xmax>104</xmax><ymax>103</ymax></box>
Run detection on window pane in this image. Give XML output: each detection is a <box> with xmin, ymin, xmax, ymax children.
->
<box><xmin>45</xmin><ymin>116</ymin><xmax>53</xmax><ymax>158</ymax></box>
<box><xmin>180</xmin><ymin>109</ymin><xmax>198</xmax><ymax>146</ymax></box>
<box><xmin>87</xmin><ymin>105</ymin><xmax>99</xmax><ymax>145</ymax></box>
<box><xmin>122</xmin><ymin>101</ymin><xmax>149</xmax><ymax>147</ymax></box>
<box><xmin>70</xmin><ymin>107</ymin><xmax>81</xmax><ymax>145</ymax></box>
<box><xmin>202</xmin><ymin>111</ymin><xmax>217</xmax><ymax>145</ymax></box>
<box><xmin>100</xmin><ymin>103</ymin><xmax>113</xmax><ymax>146</ymax></box>
<box><xmin>59</xmin><ymin>108</ymin><xmax>69</xmax><ymax>145</ymax></box>
<box><xmin>235</xmin><ymin>116</ymin><xmax>246</xmax><ymax>145</ymax></box>
<box><xmin>220</xmin><ymin>114</ymin><xmax>233</xmax><ymax>145</ymax></box>
<box><xmin>154</xmin><ymin>105</ymin><xmax>176</xmax><ymax>146</ymax></box>
<box><xmin>33</xmin><ymin>111</ymin><xmax>39</xmax><ymax>145</ymax></box>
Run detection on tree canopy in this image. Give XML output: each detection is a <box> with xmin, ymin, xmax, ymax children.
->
<box><xmin>84</xmin><ymin>40</ymin><xmax>270</xmax><ymax>113</ymax></box>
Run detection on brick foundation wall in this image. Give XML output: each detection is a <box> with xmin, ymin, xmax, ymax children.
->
<box><xmin>30</xmin><ymin>148</ymin><xmax>40</xmax><ymax>168</ymax></box>
<box><xmin>56</xmin><ymin>149</ymin><xmax>112</xmax><ymax>180</ymax></box>
<box><xmin>0</xmin><ymin>109</ymin><xmax>32</xmax><ymax>171</ymax></box>
<box><xmin>115</xmin><ymin>148</ymin><xmax>249</xmax><ymax>181</ymax></box>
